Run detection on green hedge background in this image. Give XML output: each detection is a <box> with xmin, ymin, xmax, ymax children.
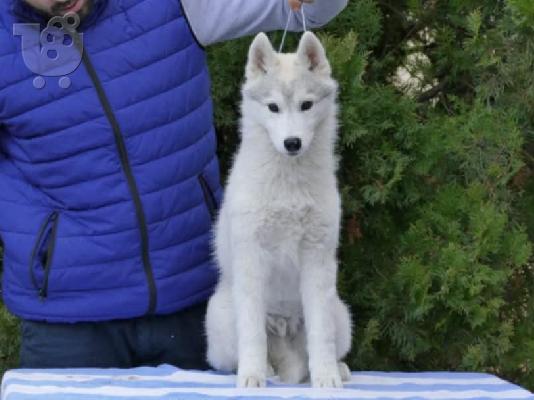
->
<box><xmin>1</xmin><ymin>0</ymin><xmax>533</xmax><ymax>391</ymax></box>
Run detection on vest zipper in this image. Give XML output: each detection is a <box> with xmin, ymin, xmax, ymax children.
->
<box><xmin>29</xmin><ymin>211</ymin><xmax>59</xmax><ymax>299</ymax></box>
<box><xmin>73</xmin><ymin>33</ymin><xmax>157</xmax><ymax>314</ymax></box>
<box><xmin>198</xmin><ymin>174</ymin><xmax>217</xmax><ymax>220</ymax></box>
<box><xmin>39</xmin><ymin>212</ymin><xmax>60</xmax><ymax>299</ymax></box>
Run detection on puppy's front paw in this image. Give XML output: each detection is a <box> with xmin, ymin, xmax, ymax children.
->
<box><xmin>311</xmin><ymin>368</ymin><xmax>343</xmax><ymax>388</ymax></box>
<box><xmin>237</xmin><ymin>372</ymin><xmax>266</xmax><ymax>388</ymax></box>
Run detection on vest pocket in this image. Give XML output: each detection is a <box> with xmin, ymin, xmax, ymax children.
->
<box><xmin>197</xmin><ymin>174</ymin><xmax>218</xmax><ymax>221</ymax></box>
<box><xmin>29</xmin><ymin>211</ymin><xmax>60</xmax><ymax>299</ymax></box>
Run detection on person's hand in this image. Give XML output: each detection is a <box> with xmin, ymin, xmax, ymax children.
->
<box><xmin>288</xmin><ymin>0</ymin><xmax>314</xmax><ymax>11</ymax></box>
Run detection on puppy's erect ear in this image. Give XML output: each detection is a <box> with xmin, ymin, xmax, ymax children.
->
<box><xmin>246</xmin><ymin>32</ymin><xmax>276</xmax><ymax>79</ymax></box>
<box><xmin>296</xmin><ymin>31</ymin><xmax>331</xmax><ymax>75</ymax></box>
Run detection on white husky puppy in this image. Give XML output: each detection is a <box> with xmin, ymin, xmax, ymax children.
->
<box><xmin>205</xmin><ymin>31</ymin><xmax>352</xmax><ymax>389</ymax></box>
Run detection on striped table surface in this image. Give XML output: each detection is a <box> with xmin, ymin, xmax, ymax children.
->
<box><xmin>2</xmin><ymin>365</ymin><xmax>533</xmax><ymax>400</ymax></box>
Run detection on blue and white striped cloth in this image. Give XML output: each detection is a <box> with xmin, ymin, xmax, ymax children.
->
<box><xmin>2</xmin><ymin>365</ymin><xmax>533</xmax><ymax>400</ymax></box>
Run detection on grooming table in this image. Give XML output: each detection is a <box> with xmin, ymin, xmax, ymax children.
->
<box><xmin>2</xmin><ymin>364</ymin><xmax>533</xmax><ymax>399</ymax></box>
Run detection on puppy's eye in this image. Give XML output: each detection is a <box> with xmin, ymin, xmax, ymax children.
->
<box><xmin>301</xmin><ymin>101</ymin><xmax>314</xmax><ymax>111</ymax></box>
<box><xmin>268</xmin><ymin>103</ymin><xmax>280</xmax><ymax>113</ymax></box>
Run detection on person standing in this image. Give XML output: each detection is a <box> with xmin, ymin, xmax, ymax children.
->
<box><xmin>0</xmin><ymin>0</ymin><xmax>347</xmax><ymax>369</ymax></box>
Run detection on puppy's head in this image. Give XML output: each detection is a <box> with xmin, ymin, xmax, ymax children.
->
<box><xmin>242</xmin><ymin>32</ymin><xmax>337</xmax><ymax>157</ymax></box>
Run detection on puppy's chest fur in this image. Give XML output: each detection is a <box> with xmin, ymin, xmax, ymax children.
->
<box><xmin>261</xmin><ymin>214</ymin><xmax>306</xmax><ymax>326</ymax></box>
<box><xmin>254</xmin><ymin>188</ymin><xmax>331</xmax><ymax>252</ymax></box>
<box><xmin>252</xmin><ymin>187</ymin><xmax>333</xmax><ymax>321</ymax></box>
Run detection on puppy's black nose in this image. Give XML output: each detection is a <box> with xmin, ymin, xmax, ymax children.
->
<box><xmin>284</xmin><ymin>137</ymin><xmax>302</xmax><ymax>154</ymax></box>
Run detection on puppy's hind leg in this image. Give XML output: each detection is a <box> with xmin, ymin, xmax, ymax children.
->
<box><xmin>205</xmin><ymin>283</ymin><xmax>238</xmax><ymax>372</ymax></box>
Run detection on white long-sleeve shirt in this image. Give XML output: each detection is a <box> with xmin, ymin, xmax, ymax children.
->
<box><xmin>181</xmin><ymin>0</ymin><xmax>348</xmax><ymax>46</ymax></box>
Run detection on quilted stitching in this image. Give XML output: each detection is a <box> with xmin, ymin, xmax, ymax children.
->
<box><xmin>0</xmin><ymin>0</ymin><xmax>221</xmax><ymax>321</ymax></box>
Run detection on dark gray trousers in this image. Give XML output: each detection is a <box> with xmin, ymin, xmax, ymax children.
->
<box><xmin>19</xmin><ymin>301</ymin><xmax>209</xmax><ymax>370</ymax></box>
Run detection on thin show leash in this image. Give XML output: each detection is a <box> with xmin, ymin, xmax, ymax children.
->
<box><xmin>278</xmin><ymin>1</ymin><xmax>308</xmax><ymax>53</ymax></box>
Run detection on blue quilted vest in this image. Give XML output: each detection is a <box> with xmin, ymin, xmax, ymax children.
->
<box><xmin>0</xmin><ymin>0</ymin><xmax>221</xmax><ymax>322</ymax></box>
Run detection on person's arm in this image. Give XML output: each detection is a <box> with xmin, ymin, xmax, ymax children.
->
<box><xmin>181</xmin><ymin>0</ymin><xmax>348</xmax><ymax>46</ymax></box>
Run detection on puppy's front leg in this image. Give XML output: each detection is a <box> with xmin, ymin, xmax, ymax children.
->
<box><xmin>233</xmin><ymin>243</ymin><xmax>269</xmax><ymax>388</ymax></box>
<box><xmin>301</xmin><ymin>249</ymin><xmax>342</xmax><ymax>388</ymax></box>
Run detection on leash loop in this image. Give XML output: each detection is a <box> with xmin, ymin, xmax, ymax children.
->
<box><xmin>278</xmin><ymin>1</ymin><xmax>308</xmax><ymax>53</ymax></box>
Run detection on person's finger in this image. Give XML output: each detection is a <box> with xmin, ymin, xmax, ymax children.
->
<box><xmin>289</xmin><ymin>0</ymin><xmax>314</xmax><ymax>11</ymax></box>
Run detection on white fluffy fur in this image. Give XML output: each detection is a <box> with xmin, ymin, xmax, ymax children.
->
<box><xmin>205</xmin><ymin>32</ymin><xmax>352</xmax><ymax>389</ymax></box>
